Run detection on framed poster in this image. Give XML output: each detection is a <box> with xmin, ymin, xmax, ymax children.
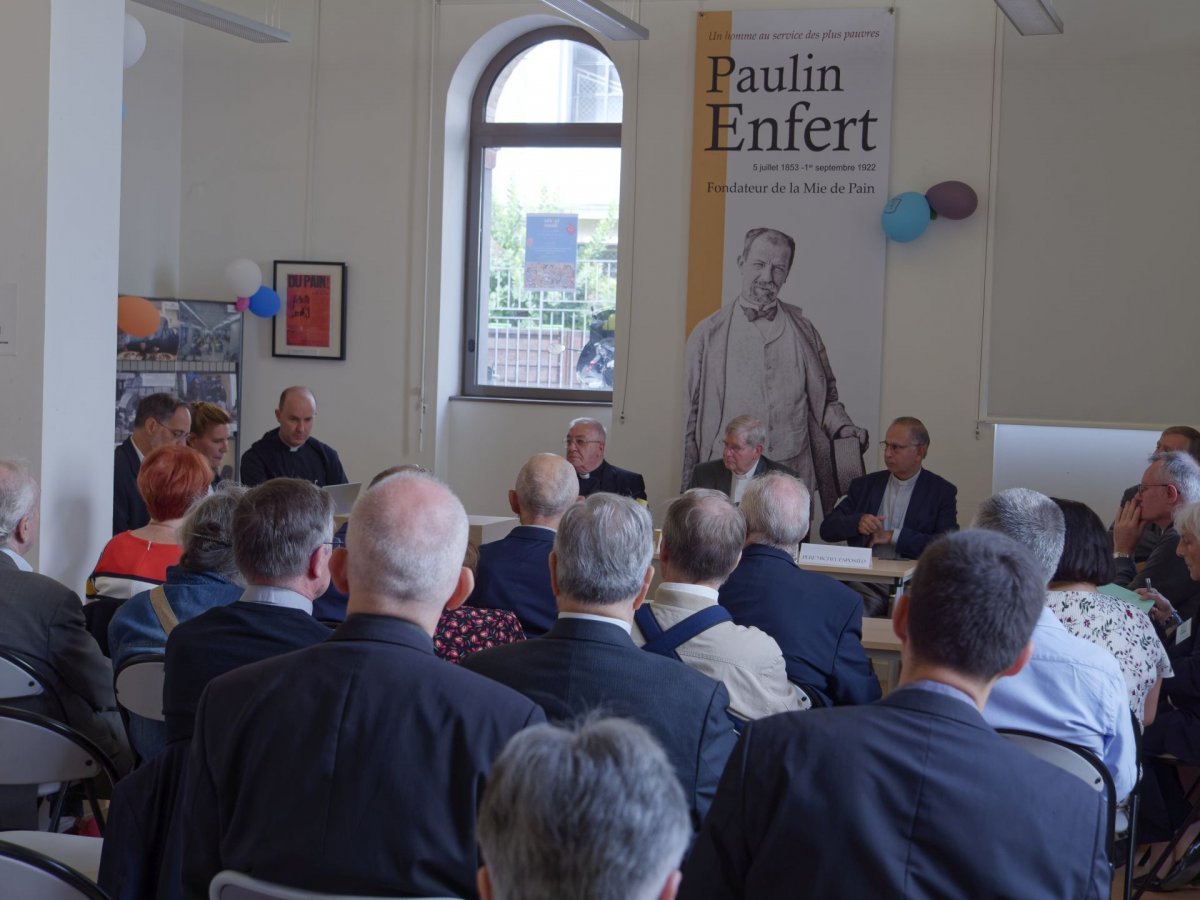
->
<box><xmin>272</xmin><ymin>260</ymin><xmax>347</xmax><ymax>360</ymax></box>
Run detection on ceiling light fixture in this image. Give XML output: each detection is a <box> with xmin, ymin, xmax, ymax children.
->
<box><xmin>995</xmin><ymin>0</ymin><xmax>1063</xmax><ymax>36</ymax></box>
<box><xmin>131</xmin><ymin>0</ymin><xmax>290</xmax><ymax>43</ymax></box>
<box><xmin>540</xmin><ymin>0</ymin><xmax>649</xmax><ymax>41</ymax></box>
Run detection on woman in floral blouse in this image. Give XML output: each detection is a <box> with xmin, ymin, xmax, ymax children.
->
<box><xmin>434</xmin><ymin>541</ymin><xmax>525</xmax><ymax>664</ymax></box>
<box><xmin>1047</xmin><ymin>498</ymin><xmax>1171</xmax><ymax>726</ymax></box>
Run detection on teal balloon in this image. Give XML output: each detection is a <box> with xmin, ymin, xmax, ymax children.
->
<box><xmin>248</xmin><ymin>285</ymin><xmax>281</xmax><ymax>318</ymax></box>
<box><xmin>881</xmin><ymin>192</ymin><xmax>932</xmax><ymax>242</ymax></box>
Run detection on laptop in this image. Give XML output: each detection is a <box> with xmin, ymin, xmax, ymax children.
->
<box><xmin>322</xmin><ymin>482</ymin><xmax>362</xmax><ymax>517</ymax></box>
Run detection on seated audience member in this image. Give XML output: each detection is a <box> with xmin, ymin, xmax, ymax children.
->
<box><xmin>820</xmin><ymin>416</ymin><xmax>958</xmax><ymax>559</ymax></box>
<box><xmin>975</xmin><ymin>488</ymin><xmax>1137</xmax><ymax>800</ymax></box>
<box><xmin>564</xmin><ymin>417</ymin><xmax>647</xmax><ymax>502</ymax></box>
<box><xmin>186</xmin><ymin>402</ymin><xmax>233</xmax><ymax>487</ymax></box>
<box><xmin>463</xmin><ymin>493</ymin><xmax>735</xmax><ymax>827</ymax></box>
<box><xmin>435</xmin><ymin>542</ymin><xmax>525</xmax><ymax>664</ymax></box>
<box><xmin>239</xmin><ymin>386</ymin><xmax>348</xmax><ymax>487</ymax></box>
<box><xmin>108</xmin><ymin>485</ymin><xmax>246</xmax><ymax>762</ymax></box>
<box><xmin>686</xmin><ymin>415</ymin><xmax>796</xmax><ymax>502</ymax></box>
<box><xmin>632</xmin><ymin>489</ymin><xmax>805</xmax><ymax>721</ymax></box>
<box><xmin>88</xmin><ymin>445</ymin><xmax>211</xmax><ymax>655</ymax></box>
<box><xmin>114</xmin><ymin>393</ymin><xmax>191</xmax><ymax>535</ymax></box>
<box><xmin>717</xmin><ymin>473</ymin><xmax>880</xmax><ymax>707</ymax></box>
<box><xmin>181</xmin><ymin>471</ymin><xmax>544</xmax><ymax>899</ymax></box>
<box><xmin>1114</xmin><ymin>450</ymin><xmax>1200</xmax><ymax>619</ymax></box>
<box><xmin>1047</xmin><ymin>497</ymin><xmax>1170</xmax><ymax>726</ymax></box>
<box><xmin>477</xmin><ymin>718</ymin><xmax>691</xmax><ymax>900</ymax></box>
<box><xmin>0</xmin><ymin>461</ymin><xmax>133</xmax><ymax>811</ymax></box>
<box><xmin>679</xmin><ymin>531</ymin><xmax>1112</xmax><ymax>900</ymax></box>
<box><xmin>162</xmin><ymin>479</ymin><xmax>333</xmax><ymax>744</ymax></box>
<box><xmin>468</xmin><ymin>453</ymin><xmax>579</xmax><ymax>635</ymax></box>
<box><xmin>1135</xmin><ymin>500</ymin><xmax>1200</xmax><ymax>888</ymax></box>
<box><xmin>1114</xmin><ymin>426</ymin><xmax>1200</xmax><ymax>564</ymax></box>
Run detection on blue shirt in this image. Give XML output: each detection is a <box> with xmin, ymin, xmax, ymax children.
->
<box><xmin>984</xmin><ymin>605</ymin><xmax>1136</xmax><ymax>800</ymax></box>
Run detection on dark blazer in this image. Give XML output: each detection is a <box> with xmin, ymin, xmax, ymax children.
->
<box><xmin>180</xmin><ymin>614</ymin><xmax>545</xmax><ymax>900</ymax></box>
<box><xmin>1116</xmin><ymin>527</ymin><xmax>1200</xmax><ymax>620</ymax></box>
<box><xmin>466</xmin><ymin>525</ymin><xmax>557</xmax><ymax>636</ymax></box>
<box><xmin>687</xmin><ymin>455</ymin><xmax>797</xmax><ymax>496</ymax></box>
<box><xmin>819</xmin><ymin>467</ymin><xmax>958</xmax><ymax>560</ymax></box>
<box><xmin>718</xmin><ymin>544</ymin><xmax>880</xmax><ymax>707</ymax></box>
<box><xmin>239</xmin><ymin>429</ymin><xmax>348</xmax><ymax>487</ymax></box>
<box><xmin>113</xmin><ymin>436</ymin><xmax>149</xmax><ymax>535</ymax></box>
<box><xmin>577</xmin><ymin>459</ymin><xmax>647</xmax><ymax>501</ymax></box>
<box><xmin>462</xmin><ymin>616</ymin><xmax>735</xmax><ymax>825</ymax></box>
<box><xmin>679</xmin><ymin>688</ymin><xmax>1112</xmax><ymax>900</ymax></box>
<box><xmin>0</xmin><ymin>554</ymin><xmax>134</xmax><ymax>790</ymax></box>
<box><xmin>163</xmin><ymin>600</ymin><xmax>331</xmax><ymax>743</ymax></box>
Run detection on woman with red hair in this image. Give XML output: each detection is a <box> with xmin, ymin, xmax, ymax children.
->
<box><xmin>87</xmin><ymin>445</ymin><xmax>212</xmax><ymax>654</ymax></box>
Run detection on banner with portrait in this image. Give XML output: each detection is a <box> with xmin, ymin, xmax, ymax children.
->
<box><xmin>683</xmin><ymin>8</ymin><xmax>894</xmax><ymax>514</ymax></box>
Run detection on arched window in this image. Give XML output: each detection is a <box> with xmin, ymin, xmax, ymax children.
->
<box><xmin>463</xmin><ymin>27</ymin><xmax>622</xmax><ymax>400</ymax></box>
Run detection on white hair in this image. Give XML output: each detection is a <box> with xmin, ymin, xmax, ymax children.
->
<box><xmin>0</xmin><ymin>461</ymin><xmax>37</xmax><ymax>547</ymax></box>
<box><xmin>347</xmin><ymin>471</ymin><xmax>469</xmax><ymax>607</ymax></box>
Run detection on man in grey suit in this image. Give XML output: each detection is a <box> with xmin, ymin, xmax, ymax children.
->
<box><xmin>687</xmin><ymin>415</ymin><xmax>796</xmax><ymax>503</ymax></box>
<box><xmin>0</xmin><ymin>461</ymin><xmax>133</xmax><ymax>824</ymax></box>
<box><xmin>463</xmin><ymin>493</ymin><xmax>736</xmax><ymax>827</ymax></box>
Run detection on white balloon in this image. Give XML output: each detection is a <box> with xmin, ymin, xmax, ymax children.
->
<box><xmin>124</xmin><ymin>15</ymin><xmax>147</xmax><ymax>70</ymax></box>
<box><xmin>224</xmin><ymin>258</ymin><xmax>263</xmax><ymax>298</ymax></box>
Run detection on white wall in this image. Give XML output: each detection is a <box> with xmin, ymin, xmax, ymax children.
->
<box><xmin>111</xmin><ymin>0</ymin><xmax>1198</xmax><ymax>532</ymax></box>
<box><xmin>0</xmin><ymin>0</ymin><xmax>123</xmax><ymax>586</ymax></box>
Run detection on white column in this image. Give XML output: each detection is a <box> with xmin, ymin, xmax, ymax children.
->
<box><xmin>0</xmin><ymin>0</ymin><xmax>124</xmax><ymax>587</ymax></box>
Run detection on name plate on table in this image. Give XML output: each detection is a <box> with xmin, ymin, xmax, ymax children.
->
<box><xmin>798</xmin><ymin>544</ymin><xmax>873</xmax><ymax>569</ymax></box>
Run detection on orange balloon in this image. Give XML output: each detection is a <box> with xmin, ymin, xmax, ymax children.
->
<box><xmin>117</xmin><ymin>295</ymin><xmax>160</xmax><ymax>337</ymax></box>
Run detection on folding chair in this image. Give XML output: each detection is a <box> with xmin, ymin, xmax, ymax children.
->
<box><xmin>209</xmin><ymin>868</ymin><xmax>460</xmax><ymax>899</ymax></box>
<box><xmin>999</xmin><ymin>730</ymin><xmax>1117</xmax><ymax>884</ymax></box>
<box><xmin>0</xmin><ymin>649</ymin><xmax>46</xmax><ymax>701</ymax></box>
<box><xmin>0</xmin><ymin>838</ymin><xmax>107</xmax><ymax>899</ymax></box>
<box><xmin>114</xmin><ymin>654</ymin><xmax>166</xmax><ymax>723</ymax></box>
<box><xmin>0</xmin><ymin>708</ymin><xmax>120</xmax><ymax>834</ymax></box>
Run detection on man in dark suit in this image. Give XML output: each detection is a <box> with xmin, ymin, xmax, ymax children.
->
<box><xmin>181</xmin><ymin>471</ymin><xmax>544</xmax><ymax>899</ymax></box>
<box><xmin>0</xmin><ymin>461</ymin><xmax>133</xmax><ymax>826</ymax></box>
<box><xmin>719</xmin><ymin>472</ymin><xmax>880</xmax><ymax>707</ymax></box>
<box><xmin>565</xmin><ymin>417</ymin><xmax>646</xmax><ymax>502</ymax></box>
<box><xmin>463</xmin><ymin>493</ymin><xmax>735</xmax><ymax>827</ymax></box>
<box><xmin>163</xmin><ymin>479</ymin><xmax>336</xmax><ymax>744</ymax></box>
<box><xmin>819</xmin><ymin>416</ymin><xmax>957</xmax><ymax>560</ymax></box>
<box><xmin>467</xmin><ymin>453</ymin><xmax>579</xmax><ymax>636</ymax></box>
<box><xmin>239</xmin><ymin>386</ymin><xmax>348</xmax><ymax>487</ymax></box>
<box><xmin>687</xmin><ymin>415</ymin><xmax>796</xmax><ymax>502</ymax></box>
<box><xmin>113</xmin><ymin>393</ymin><xmax>190</xmax><ymax>534</ymax></box>
<box><xmin>680</xmin><ymin>530</ymin><xmax>1112</xmax><ymax>900</ymax></box>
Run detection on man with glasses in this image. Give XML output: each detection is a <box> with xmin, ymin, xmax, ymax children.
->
<box><xmin>564</xmin><ymin>417</ymin><xmax>646</xmax><ymax>503</ymax></box>
<box><xmin>113</xmin><ymin>392</ymin><xmax>191</xmax><ymax>534</ymax></box>
<box><xmin>1112</xmin><ymin>427</ymin><xmax>1200</xmax><ymax>564</ymax></box>
<box><xmin>687</xmin><ymin>415</ymin><xmax>797</xmax><ymax>503</ymax></box>
<box><xmin>1114</xmin><ymin>450</ymin><xmax>1200</xmax><ymax>618</ymax></box>
<box><xmin>821</xmin><ymin>417</ymin><xmax>957</xmax><ymax>558</ymax></box>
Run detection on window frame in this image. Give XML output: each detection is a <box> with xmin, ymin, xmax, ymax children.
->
<box><xmin>461</xmin><ymin>26</ymin><xmax>622</xmax><ymax>402</ymax></box>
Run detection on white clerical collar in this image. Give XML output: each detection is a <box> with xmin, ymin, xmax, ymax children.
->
<box><xmin>240</xmin><ymin>584</ymin><xmax>313</xmax><ymax>614</ymax></box>
<box><xmin>1</xmin><ymin>547</ymin><xmax>32</xmax><ymax>572</ymax></box>
<box><xmin>557</xmin><ymin>611</ymin><xmax>632</xmax><ymax>635</ymax></box>
<box><xmin>659</xmin><ymin>582</ymin><xmax>719</xmax><ymax>602</ymax></box>
<box><xmin>888</xmin><ymin>469</ymin><xmax>921</xmax><ymax>488</ymax></box>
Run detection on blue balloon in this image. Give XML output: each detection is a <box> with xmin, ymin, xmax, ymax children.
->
<box><xmin>881</xmin><ymin>192</ymin><xmax>932</xmax><ymax>242</ymax></box>
<box><xmin>247</xmin><ymin>285</ymin><xmax>281</xmax><ymax>318</ymax></box>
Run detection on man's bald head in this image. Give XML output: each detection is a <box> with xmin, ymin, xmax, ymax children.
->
<box><xmin>275</xmin><ymin>386</ymin><xmax>318</xmax><ymax>448</ymax></box>
<box><xmin>513</xmin><ymin>454</ymin><xmax>579</xmax><ymax>525</ymax></box>
<box><xmin>346</xmin><ymin>471</ymin><xmax>469</xmax><ymax>614</ymax></box>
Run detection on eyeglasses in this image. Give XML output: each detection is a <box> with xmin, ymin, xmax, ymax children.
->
<box><xmin>168</xmin><ymin>429</ymin><xmax>189</xmax><ymax>440</ymax></box>
<box><xmin>879</xmin><ymin>442</ymin><xmax>916</xmax><ymax>452</ymax></box>
<box><xmin>1136</xmin><ymin>482</ymin><xmax>1175</xmax><ymax>495</ymax></box>
<box><xmin>563</xmin><ymin>438</ymin><xmax>602</xmax><ymax>448</ymax></box>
